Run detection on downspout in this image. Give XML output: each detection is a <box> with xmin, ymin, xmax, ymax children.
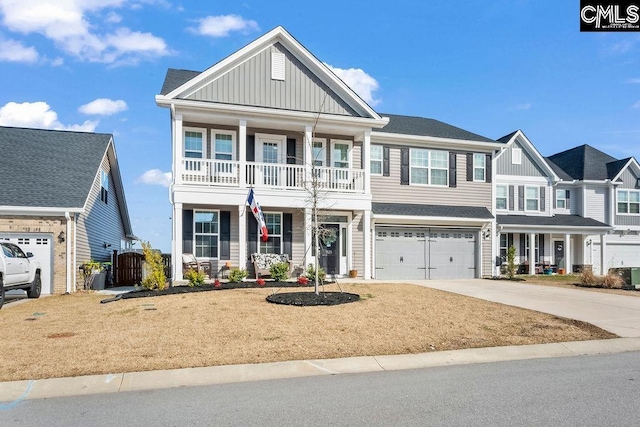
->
<box><xmin>72</xmin><ymin>213</ymin><xmax>77</xmax><ymax>292</ymax></box>
<box><xmin>65</xmin><ymin>212</ymin><xmax>72</xmax><ymax>293</ymax></box>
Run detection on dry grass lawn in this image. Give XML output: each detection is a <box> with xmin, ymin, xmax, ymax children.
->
<box><xmin>0</xmin><ymin>283</ymin><xmax>616</xmax><ymax>382</ymax></box>
<box><xmin>519</xmin><ymin>274</ymin><xmax>640</xmax><ymax>298</ymax></box>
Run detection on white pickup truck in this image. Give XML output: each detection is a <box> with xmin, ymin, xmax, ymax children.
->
<box><xmin>0</xmin><ymin>242</ymin><xmax>42</xmax><ymax>309</ymax></box>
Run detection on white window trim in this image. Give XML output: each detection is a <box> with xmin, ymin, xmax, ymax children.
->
<box><xmin>617</xmin><ymin>189</ymin><xmax>640</xmax><ymax>215</ymax></box>
<box><xmin>194</xmin><ymin>210</ymin><xmax>219</xmax><ymax>259</ymax></box>
<box><xmin>211</xmin><ymin>129</ymin><xmax>236</xmax><ymax>160</ymax></box>
<box><xmin>312</xmin><ymin>138</ymin><xmax>326</xmax><ymax>167</ymax></box>
<box><xmin>556</xmin><ymin>189</ymin><xmax>568</xmax><ymax>210</ymax></box>
<box><xmin>184</xmin><ymin>127</ymin><xmax>207</xmax><ymax>159</ymax></box>
<box><xmin>330</xmin><ymin>139</ymin><xmax>352</xmax><ymax>168</ymax></box>
<box><xmin>256</xmin><ymin>133</ymin><xmax>286</xmax><ymax>164</ymax></box>
<box><xmin>512</xmin><ymin>147</ymin><xmax>522</xmax><ymax>165</ymax></box>
<box><xmin>271</xmin><ymin>51</ymin><xmax>285</xmax><ymax>81</ymax></box>
<box><xmin>100</xmin><ymin>169</ymin><xmax>109</xmax><ymax>204</ymax></box>
<box><xmin>499</xmin><ymin>234</ymin><xmax>508</xmax><ymax>262</ymax></box>
<box><xmin>370</xmin><ymin>144</ymin><xmax>383</xmax><ymax>176</ymax></box>
<box><xmin>259</xmin><ymin>212</ymin><xmax>283</xmax><ymax>254</ymax></box>
<box><xmin>525</xmin><ymin>234</ymin><xmax>540</xmax><ymax>263</ymax></box>
<box><xmin>409</xmin><ymin>148</ymin><xmax>449</xmax><ymax>187</ymax></box>
<box><xmin>473</xmin><ymin>153</ymin><xmax>486</xmax><ymax>182</ymax></box>
<box><xmin>496</xmin><ymin>185</ymin><xmax>508</xmax><ymax>210</ymax></box>
<box><xmin>525</xmin><ymin>186</ymin><xmax>540</xmax><ymax>212</ymax></box>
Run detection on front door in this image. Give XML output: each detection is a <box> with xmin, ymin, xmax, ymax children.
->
<box><xmin>554</xmin><ymin>241</ymin><xmax>565</xmax><ymax>268</ymax></box>
<box><xmin>319</xmin><ymin>224</ymin><xmax>340</xmax><ymax>276</ymax></box>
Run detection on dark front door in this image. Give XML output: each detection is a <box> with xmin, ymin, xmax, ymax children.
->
<box><xmin>554</xmin><ymin>241</ymin><xmax>565</xmax><ymax>268</ymax></box>
<box><xmin>319</xmin><ymin>224</ymin><xmax>340</xmax><ymax>275</ymax></box>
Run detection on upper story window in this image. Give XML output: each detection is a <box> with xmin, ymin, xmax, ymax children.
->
<box><xmin>525</xmin><ymin>186</ymin><xmax>539</xmax><ymax>211</ymax></box>
<box><xmin>556</xmin><ymin>189</ymin><xmax>569</xmax><ymax>209</ymax></box>
<box><xmin>410</xmin><ymin>148</ymin><xmax>448</xmax><ymax>186</ymax></box>
<box><xmin>312</xmin><ymin>139</ymin><xmax>326</xmax><ymax>167</ymax></box>
<box><xmin>496</xmin><ymin>185</ymin><xmax>508</xmax><ymax>210</ymax></box>
<box><xmin>212</xmin><ymin>130</ymin><xmax>234</xmax><ymax>161</ymax></box>
<box><xmin>473</xmin><ymin>153</ymin><xmax>485</xmax><ymax>181</ymax></box>
<box><xmin>260</xmin><ymin>213</ymin><xmax>282</xmax><ymax>254</ymax></box>
<box><xmin>100</xmin><ymin>170</ymin><xmax>109</xmax><ymax>204</ymax></box>
<box><xmin>184</xmin><ymin>129</ymin><xmax>205</xmax><ymax>159</ymax></box>
<box><xmin>512</xmin><ymin>148</ymin><xmax>522</xmax><ymax>165</ymax></box>
<box><xmin>332</xmin><ymin>140</ymin><xmax>351</xmax><ymax>169</ymax></box>
<box><xmin>194</xmin><ymin>211</ymin><xmax>218</xmax><ymax>258</ymax></box>
<box><xmin>618</xmin><ymin>190</ymin><xmax>640</xmax><ymax>214</ymax></box>
<box><xmin>370</xmin><ymin>145</ymin><xmax>383</xmax><ymax>175</ymax></box>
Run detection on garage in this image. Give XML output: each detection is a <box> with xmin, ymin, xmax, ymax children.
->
<box><xmin>0</xmin><ymin>233</ymin><xmax>53</xmax><ymax>295</ymax></box>
<box><xmin>374</xmin><ymin>227</ymin><xmax>477</xmax><ymax>280</ymax></box>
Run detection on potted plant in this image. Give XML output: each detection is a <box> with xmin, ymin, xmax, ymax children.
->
<box><xmin>348</xmin><ymin>269</ymin><xmax>358</xmax><ymax>278</ymax></box>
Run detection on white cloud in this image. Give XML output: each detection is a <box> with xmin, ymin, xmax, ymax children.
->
<box><xmin>324</xmin><ymin>63</ymin><xmax>381</xmax><ymax>106</ymax></box>
<box><xmin>190</xmin><ymin>14</ymin><xmax>259</xmax><ymax>38</ymax></box>
<box><xmin>105</xmin><ymin>11</ymin><xmax>122</xmax><ymax>23</ymax></box>
<box><xmin>79</xmin><ymin>98</ymin><xmax>127</xmax><ymax>115</ymax></box>
<box><xmin>0</xmin><ymin>101</ymin><xmax>98</xmax><ymax>131</ymax></box>
<box><xmin>0</xmin><ymin>0</ymin><xmax>169</xmax><ymax>64</ymax></box>
<box><xmin>513</xmin><ymin>102</ymin><xmax>532</xmax><ymax>110</ymax></box>
<box><xmin>0</xmin><ymin>38</ymin><xmax>38</xmax><ymax>62</ymax></box>
<box><xmin>137</xmin><ymin>169</ymin><xmax>171</xmax><ymax>187</ymax></box>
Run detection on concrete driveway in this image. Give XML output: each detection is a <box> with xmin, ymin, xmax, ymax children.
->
<box><xmin>402</xmin><ymin>279</ymin><xmax>640</xmax><ymax>338</ymax></box>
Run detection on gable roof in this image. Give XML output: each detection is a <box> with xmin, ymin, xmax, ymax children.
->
<box><xmin>376</xmin><ymin>113</ymin><xmax>496</xmax><ymax>143</ymax></box>
<box><xmin>495</xmin><ymin>129</ymin><xmax>560</xmax><ymax>181</ymax></box>
<box><xmin>547</xmin><ymin>144</ymin><xmax>619</xmax><ymax>181</ymax></box>
<box><xmin>160</xmin><ymin>68</ymin><xmax>200</xmax><ymax>96</ymax></box>
<box><xmin>0</xmin><ymin>126</ymin><xmax>134</xmax><ymax>236</ymax></box>
<box><xmin>497</xmin><ymin>130</ymin><xmax>518</xmax><ymax>143</ymax></box>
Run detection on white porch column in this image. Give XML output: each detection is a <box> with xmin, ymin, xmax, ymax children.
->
<box><xmin>564</xmin><ymin>233</ymin><xmax>571</xmax><ymax>274</ymax></box>
<box><xmin>304</xmin><ymin>208</ymin><xmax>312</xmax><ymax>267</ymax></box>
<box><xmin>304</xmin><ymin>125</ymin><xmax>313</xmax><ymax>191</ymax></box>
<box><xmin>239</xmin><ymin>120</ymin><xmax>247</xmax><ymax>188</ymax></box>
<box><xmin>172</xmin><ymin>202</ymin><xmax>183</xmax><ymax>281</ymax></box>
<box><xmin>600</xmin><ymin>234</ymin><xmax>607</xmax><ymax>275</ymax></box>
<box><xmin>529</xmin><ymin>232</ymin><xmax>536</xmax><ymax>275</ymax></box>
<box><xmin>174</xmin><ymin>114</ymin><xmax>183</xmax><ymax>185</ymax></box>
<box><xmin>363</xmin><ymin>210</ymin><xmax>371</xmax><ymax>279</ymax></box>
<box><xmin>363</xmin><ymin>131</ymin><xmax>371</xmax><ymax>194</ymax></box>
<box><xmin>238</xmin><ymin>205</ymin><xmax>246</xmax><ymax>270</ymax></box>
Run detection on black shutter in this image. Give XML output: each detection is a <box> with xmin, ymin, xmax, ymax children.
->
<box><xmin>466</xmin><ymin>153</ymin><xmax>473</xmax><ymax>181</ymax></box>
<box><xmin>246</xmin><ymin>135</ymin><xmax>255</xmax><ymax>162</ymax></box>
<box><xmin>520</xmin><ymin>234</ymin><xmax>526</xmax><ymax>261</ymax></box>
<box><xmin>247</xmin><ymin>215</ymin><xmax>258</xmax><ymax>259</ymax></box>
<box><xmin>286</xmin><ymin>138</ymin><xmax>296</xmax><ymax>164</ymax></box>
<box><xmin>509</xmin><ymin>185</ymin><xmax>515</xmax><ymax>211</ymax></box>
<box><xmin>507</xmin><ymin>233</ymin><xmax>513</xmax><ymax>249</ymax></box>
<box><xmin>566</xmin><ymin>189</ymin><xmax>571</xmax><ymax>199</ymax></box>
<box><xmin>283</xmin><ymin>213</ymin><xmax>293</xmax><ymax>259</ymax></box>
<box><xmin>220</xmin><ymin>211</ymin><xmax>231</xmax><ymax>260</ymax></box>
<box><xmin>540</xmin><ymin>186</ymin><xmax>545</xmax><ymax>212</ymax></box>
<box><xmin>182</xmin><ymin>209</ymin><xmax>193</xmax><ymax>254</ymax></box>
<box><xmin>553</xmin><ymin>189</ymin><xmax>557</xmax><ymax>209</ymax></box>
<box><xmin>400</xmin><ymin>148</ymin><xmax>409</xmax><ymax>185</ymax></box>
<box><xmin>383</xmin><ymin>146</ymin><xmax>390</xmax><ymax>177</ymax></box>
<box><xmin>485</xmin><ymin>154</ymin><xmax>492</xmax><ymax>183</ymax></box>
<box><xmin>539</xmin><ymin>234</ymin><xmax>545</xmax><ymax>261</ymax></box>
<box><xmin>518</xmin><ymin>185</ymin><xmax>525</xmax><ymax>211</ymax></box>
<box><xmin>449</xmin><ymin>152</ymin><xmax>457</xmax><ymax>188</ymax></box>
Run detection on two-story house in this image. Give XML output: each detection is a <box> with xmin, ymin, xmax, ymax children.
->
<box><xmin>156</xmin><ymin>26</ymin><xmax>500</xmax><ymax>281</ymax></box>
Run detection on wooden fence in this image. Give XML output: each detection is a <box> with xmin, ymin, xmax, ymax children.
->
<box><xmin>113</xmin><ymin>252</ymin><xmax>172</xmax><ymax>286</ymax></box>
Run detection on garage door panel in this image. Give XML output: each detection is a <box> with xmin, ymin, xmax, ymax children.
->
<box><xmin>429</xmin><ymin>233</ymin><xmax>476</xmax><ymax>280</ymax></box>
<box><xmin>0</xmin><ymin>234</ymin><xmax>53</xmax><ymax>294</ymax></box>
<box><xmin>375</xmin><ymin>229</ymin><xmax>427</xmax><ymax>280</ymax></box>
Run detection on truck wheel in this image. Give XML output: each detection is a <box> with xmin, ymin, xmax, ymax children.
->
<box><xmin>0</xmin><ymin>277</ymin><xmax>5</xmax><ymax>309</ymax></box>
<box><xmin>27</xmin><ymin>273</ymin><xmax>41</xmax><ymax>299</ymax></box>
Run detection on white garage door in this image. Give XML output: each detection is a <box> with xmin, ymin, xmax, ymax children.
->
<box><xmin>0</xmin><ymin>234</ymin><xmax>53</xmax><ymax>295</ymax></box>
<box><xmin>375</xmin><ymin>228</ymin><xmax>477</xmax><ymax>280</ymax></box>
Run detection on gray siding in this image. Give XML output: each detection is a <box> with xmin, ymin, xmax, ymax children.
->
<box><xmin>496</xmin><ymin>141</ymin><xmax>545</xmax><ymax>177</ymax></box>
<box><xmin>482</xmin><ymin>236</ymin><xmax>492</xmax><ymax>278</ymax></box>
<box><xmin>552</xmin><ymin>185</ymin><xmax>578</xmax><ymax>215</ymax></box>
<box><xmin>584</xmin><ymin>186</ymin><xmax>607</xmax><ymax>223</ymax></box>
<box><xmin>352</xmin><ymin>211</ymin><xmax>364</xmax><ymax>276</ymax></box>
<box><xmin>615</xmin><ymin>171</ymin><xmax>640</xmax><ymax>225</ymax></box>
<box><xmin>618</xmin><ymin>168</ymin><xmax>639</xmax><ymax>189</ymax></box>
<box><xmin>187</xmin><ymin>43</ymin><xmax>357</xmax><ymax>116</ymax></box>
<box><xmin>371</xmin><ymin>146</ymin><xmax>491</xmax><ymax>207</ymax></box>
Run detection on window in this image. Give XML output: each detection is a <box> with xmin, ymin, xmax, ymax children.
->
<box><xmin>332</xmin><ymin>141</ymin><xmax>351</xmax><ymax>168</ymax></box>
<box><xmin>473</xmin><ymin>153</ymin><xmax>485</xmax><ymax>181</ymax></box>
<box><xmin>312</xmin><ymin>139</ymin><xmax>326</xmax><ymax>167</ymax></box>
<box><xmin>496</xmin><ymin>185</ymin><xmax>508</xmax><ymax>210</ymax></box>
<box><xmin>194</xmin><ymin>211</ymin><xmax>218</xmax><ymax>258</ymax></box>
<box><xmin>618</xmin><ymin>190</ymin><xmax>640</xmax><ymax>214</ymax></box>
<box><xmin>212</xmin><ymin>130</ymin><xmax>235</xmax><ymax>175</ymax></box>
<box><xmin>525</xmin><ymin>234</ymin><xmax>540</xmax><ymax>263</ymax></box>
<box><xmin>410</xmin><ymin>148</ymin><xmax>448</xmax><ymax>186</ymax></box>
<box><xmin>556</xmin><ymin>189</ymin><xmax>568</xmax><ymax>209</ymax></box>
<box><xmin>512</xmin><ymin>147</ymin><xmax>522</xmax><ymax>165</ymax></box>
<box><xmin>525</xmin><ymin>186</ymin><xmax>539</xmax><ymax>211</ymax></box>
<box><xmin>260</xmin><ymin>213</ymin><xmax>282</xmax><ymax>254</ymax></box>
<box><xmin>100</xmin><ymin>170</ymin><xmax>108</xmax><ymax>204</ymax></box>
<box><xmin>370</xmin><ymin>145</ymin><xmax>383</xmax><ymax>175</ymax></box>
<box><xmin>499</xmin><ymin>234</ymin><xmax>508</xmax><ymax>262</ymax></box>
<box><xmin>271</xmin><ymin>52</ymin><xmax>285</xmax><ymax>80</ymax></box>
<box><xmin>184</xmin><ymin>129</ymin><xmax>205</xmax><ymax>159</ymax></box>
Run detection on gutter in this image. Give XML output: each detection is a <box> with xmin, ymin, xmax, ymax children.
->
<box><xmin>65</xmin><ymin>212</ymin><xmax>72</xmax><ymax>294</ymax></box>
<box><xmin>0</xmin><ymin>206</ymin><xmax>83</xmax><ymax>215</ymax></box>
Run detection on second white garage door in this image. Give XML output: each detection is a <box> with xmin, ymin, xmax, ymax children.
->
<box><xmin>375</xmin><ymin>228</ymin><xmax>476</xmax><ymax>280</ymax></box>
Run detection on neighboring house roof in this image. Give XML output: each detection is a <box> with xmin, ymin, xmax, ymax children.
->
<box><xmin>544</xmin><ymin>157</ymin><xmax>574</xmax><ymax>181</ymax></box>
<box><xmin>607</xmin><ymin>158</ymin><xmax>631</xmax><ymax>182</ymax></box>
<box><xmin>494</xmin><ymin>129</ymin><xmax>560</xmax><ymax>182</ymax></box>
<box><xmin>0</xmin><ymin>126</ymin><xmax>134</xmax><ymax>237</ymax></box>
<box><xmin>497</xmin><ymin>130</ymin><xmax>518</xmax><ymax>143</ymax></box>
<box><xmin>547</xmin><ymin>144</ymin><xmax>619</xmax><ymax>181</ymax></box>
<box><xmin>497</xmin><ymin>214</ymin><xmax>610</xmax><ymax>228</ymax></box>
<box><xmin>373</xmin><ymin>202</ymin><xmax>494</xmax><ymax>220</ymax></box>
<box><xmin>377</xmin><ymin>113</ymin><xmax>496</xmax><ymax>143</ymax></box>
<box><xmin>160</xmin><ymin>68</ymin><xmax>200</xmax><ymax>96</ymax></box>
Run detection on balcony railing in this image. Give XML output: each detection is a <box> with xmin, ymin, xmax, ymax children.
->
<box><xmin>180</xmin><ymin>159</ymin><xmax>365</xmax><ymax>193</ymax></box>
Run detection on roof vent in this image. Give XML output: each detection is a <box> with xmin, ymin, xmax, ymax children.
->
<box><xmin>271</xmin><ymin>52</ymin><xmax>285</xmax><ymax>81</ymax></box>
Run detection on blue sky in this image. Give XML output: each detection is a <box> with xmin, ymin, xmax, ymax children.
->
<box><xmin>1</xmin><ymin>1</ymin><xmax>639</xmax><ymax>252</ymax></box>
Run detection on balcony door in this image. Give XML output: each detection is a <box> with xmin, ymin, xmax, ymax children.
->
<box><xmin>256</xmin><ymin>134</ymin><xmax>286</xmax><ymax>187</ymax></box>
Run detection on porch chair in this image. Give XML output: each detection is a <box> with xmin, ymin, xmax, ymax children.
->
<box><xmin>182</xmin><ymin>253</ymin><xmax>211</xmax><ymax>278</ymax></box>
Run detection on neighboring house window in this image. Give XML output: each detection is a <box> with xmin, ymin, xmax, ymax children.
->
<box><xmin>525</xmin><ymin>186</ymin><xmax>539</xmax><ymax>211</ymax></box>
<box><xmin>260</xmin><ymin>213</ymin><xmax>282</xmax><ymax>254</ymax></box>
<box><xmin>184</xmin><ymin>129</ymin><xmax>205</xmax><ymax>159</ymax></box>
<box><xmin>556</xmin><ymin>189</ymin><xmax>568</xmax><ymax>209</ymax></box>
<box><xmin>312</xmin><ymin>139</ymin><xmax>326</xmax><ymax>167</ymax></box>
<box><xmin>410</xmin><ymin>148</ymin><xmax>448</xmax><ymax>186</ymax></box>
<box><xmin>512</xmin><ymin>147</ymin><xmax>522</xmax><ymax>165</ymax></box>
<box><xmin>194</xmin><ymin>211</ymin><xmax>218</xmax><ymax>258</ymax></box>
<box><xmin>332</xmin><ymin>140</ymin><xmax>351</xmax><ymax>169</ymax></box>
<box><xmin>370</xmin><ymin>145</ymin><xmax>383</xmax><ymax>175</ymax></box>
<box><xmin>499</xmin><ymin>234</ymin><xmax>508</xmax><ymax>262</ymax></box>
<box><xmin>473</xmin><ymin>153</ymin><xmax>485</xmax><ymax>181</ymax></box>
<box><xmin>496</xmin><ymin>185</ymin><xmax>508</xmax><ymax>210</ymax></box>
<box><xmin>618</xmin><ymin>190</ymin><xmax>640</xmax><ymax>214</ymax></box>
<box><xmin>100</xmin><ymin>170</ymin><xmax>108</xmax><ymax>204</ymax></box>
<box><xmin>212</xmin><ymin>131</ymin><xmax>234</xmax><ymax>161</ymax></box>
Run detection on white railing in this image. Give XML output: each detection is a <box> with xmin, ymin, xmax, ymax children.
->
<box><xmin>180</xmin><ymin>159</ymin><xmax>365</xmax><ymax>193</ymax></box>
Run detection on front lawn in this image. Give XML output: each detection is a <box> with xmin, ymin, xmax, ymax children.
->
<box><xmin>0</xmin><ymin>283</ymin><xmax>615</xmax><ymax>382</ymax></box>
<box><xmin>517</xmin><ymin>274</ymin><xmax>640</xmax><ymax>297</ymax></box>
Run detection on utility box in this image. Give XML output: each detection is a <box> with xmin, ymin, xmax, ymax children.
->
<box><xmin>609</xmin><ymin>267</ymin><xmax>640</xmax><ymax>290</ymax></box>
<box><xmin>631</xmin><ymin>267</ymin><xmax>640</xmax><ymax>289</ymax></box>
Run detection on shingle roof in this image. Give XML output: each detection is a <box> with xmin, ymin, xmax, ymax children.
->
<box><xmin>547</xmin><ymin>144</ymin><xmax>618</xmax><ymax>181</ymax></box>
<box><xmin>497</xmin><ymin>214</ymin><xmax>610</xmax><ymax>228</ymax></box>
<box><xmin>544</xmin><ymin>157</ymin><xmax>574</xmax><ymax>181</ymax></box>
<box><xmin>497</xmin><ymin>130</ymin><xmax>518</xmax><ymax>143</ymax></box>
<box><xmin>607</xmin><ymin>158</ymin><xmax>631</xmax><ymax>181</ymax></box>
<box><xmin>373</xmin><ymin>202</ymin><xmax>494</xmax><ymax>219</ymax></box>
<box><xmin>160</xmin><ymin>68</ymin><xmax>201</xmax><ymax>95</ymax></box>
<box><xmin>0</xmin><ymin>126</ymin><xmax>111</xmax><ymax>208</ymax></box>
<box><xmin>376</xmin><ymin>113</ymin><xmax>496</xmax><ymax>143</ymax></box>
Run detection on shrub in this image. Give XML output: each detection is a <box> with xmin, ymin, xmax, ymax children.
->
<box><xmin>141</xmin><ymin>242</ymin><xmax>167</xmax><ymax>290</ymax></box>
<box><xmin>184</xmin><ymin>268</ymin><xmax>205</xmax><ymax>287</ymax></box>
<box><xmin>305</xmin><ymin>263</ymin><xmax>326</xmax><ymax>282</ymax></box>
<box><xmin>603</xmin><ymin>272</ymin><xmax>625</xmax><ymax>289</ymax></box>
<box><xmin>270</xmin><ymin>262</ymin><xmax>290</xmax><ymax>282</ymax></box>
<box><xmin>580</xmin><ymin>269</ymin><xmax>601</xmax><ymax>287</ymax></box>
<box><xmin>228</xmin><ymin>268</ymin><xmax>248</xmax><ymax>283</ymax></box>
<box><xmin>506</xmin><ymin>246</ymin><xmax>517</xmax><ymax>279</ymax></box>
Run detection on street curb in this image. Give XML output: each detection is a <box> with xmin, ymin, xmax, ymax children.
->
<box><xmin>2</xmin><ymin>337</ymin><xmax>640</xmax><ymax>404</ymax></box>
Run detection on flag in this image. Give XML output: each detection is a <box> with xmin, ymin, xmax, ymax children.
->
<box><xmin>247</xmin><ymin>188</ymin><xmax>268</xmax><ymax>242</ymax></box>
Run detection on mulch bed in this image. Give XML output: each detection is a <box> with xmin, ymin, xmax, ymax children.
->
<box><xmin>266</xmin><ymin>291</ymin><xmax>360</xmax><ymax>306</ymax></box>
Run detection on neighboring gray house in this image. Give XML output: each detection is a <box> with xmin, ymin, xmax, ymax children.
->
<box><xmin>0</xmin><ymin>126</ymin><xmax>135</xmax><ymax>294</ymax></box>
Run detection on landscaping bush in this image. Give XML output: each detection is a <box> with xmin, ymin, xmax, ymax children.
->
<box><xmin>580</xmin><ymin>269</ymin><xmax>603</xmax><ymax>287</ymax></box>
<box><xmin>269</xmin><ymin>262</ymin><xmax>290</xmax><ymax>282</ymax></box>
<box><xmin>141</xmin><ymin>242</ymin><xmax>167</xmax><ymax>290</ymax></box>
<box><xmin>184</xmin><ymin>268</ymin><xmax>205</xmax><ymax>287</ymax></box>
<box><xmin>603</xmin><ymin>272</ymin><xmax>625</xmax><ymax>289</ymax></box>
<box><xmin>305</xmin><ymin>263</ymin><xmax>326</xmax><ymax>282</ymax></box>
<box><xmin>506</xmin><ymin>246</ymin><xmax>517</xmax><ymax>279</ymax></box>
<box><xmin>228</xmin><ymin>268</ymin><xmax>248</xmax><ymax>283</ymax></box>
